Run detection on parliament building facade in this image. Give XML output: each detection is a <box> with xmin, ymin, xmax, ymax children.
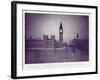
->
<box><xmin>25</xmin><ymin>22</ymin><xmax>88</xmax><ymax>51</ymax></box>
<box><xmin>25</xmin><ymin>22</ymin><xmax>64</xmax><ymax>48</ymax></box>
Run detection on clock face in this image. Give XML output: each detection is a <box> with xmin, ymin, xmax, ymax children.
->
<box><xmin>60</xmin><ymin>29</ymin><xmax>62</xmax><ymax>32</ymax></box>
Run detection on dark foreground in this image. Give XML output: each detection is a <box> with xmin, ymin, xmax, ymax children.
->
<box><xmin>25</xmin><ymin>48</ymin><xmax>89</xmax><ymax>64</ymax></box>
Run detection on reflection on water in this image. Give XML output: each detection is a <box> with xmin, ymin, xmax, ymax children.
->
<box><xmin>25</xmin><ymin>47</ymin><xmax>89</xmax><ymax>64</ymax></box>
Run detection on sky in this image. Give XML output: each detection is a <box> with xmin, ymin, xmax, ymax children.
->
<box><xmin>25</xmin><ymin>13</ymin><xmax>89</xmax><ymax>42</ymax></box>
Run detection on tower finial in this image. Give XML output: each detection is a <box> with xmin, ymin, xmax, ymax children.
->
<box><xmin>60</xmin><ymin>21</ymin><xmax>63</xmax><ymax>29</ymax></box>
<box><xmin>77</xmin><ymin>33</ymin><xmax>79</xmax><ymax>39</ymax></box>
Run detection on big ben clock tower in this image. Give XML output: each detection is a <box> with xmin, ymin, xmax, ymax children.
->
<box><xmin>59</xmin><ymin>22</ymin><xmax>63</xmax><ymax>47</ymax></box>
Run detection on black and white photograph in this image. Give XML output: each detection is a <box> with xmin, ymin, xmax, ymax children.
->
<box><xmin>25</xmin><ymin>13</ymin><xmax>89</xmax><ymax>64</ymax></box>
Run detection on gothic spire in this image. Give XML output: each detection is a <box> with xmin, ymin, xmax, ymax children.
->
<box><xmin>60</xmin><ymin>22</ymin><xmax>63</xmax><ymax>29</ymax></box>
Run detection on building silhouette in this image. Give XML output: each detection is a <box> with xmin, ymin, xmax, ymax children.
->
<box><xmin>25</xmin><ymin>22</ymin><xmax>64</xmax><ymax>48</ymax></box>
<box><xmin>59</xmin><ymin>22</ymin><xmax>63</xmax><ymax>47</ymax></box>
<box><xmin>25</xmin><ymin>22</ymin><xmax>88</xmax><ymax>51</ymax></box>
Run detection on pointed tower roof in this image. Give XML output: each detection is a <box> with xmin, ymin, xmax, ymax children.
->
<box><xmin>59</xmin><ymin>22</ymin><xmax>63</xmax><ymax>29</ymax></box>
<box><xmin>77</xmin><ymin>33</ymin><xmax>79</xmax><ymax>39</ymax></box>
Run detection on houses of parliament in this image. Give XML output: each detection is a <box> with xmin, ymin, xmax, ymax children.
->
<box><xmin>25</xmin><ymin>22</ymin><xmax>88</xmax><ymax>51</ymax></box>
<box><xmin>25</xmin><ymin>22</ymin><xmax>65</xmax><ymax>48</ymax></box>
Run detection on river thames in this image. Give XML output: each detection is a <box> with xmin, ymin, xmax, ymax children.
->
<box><xmin>25</xmin><ymin>48</ymin><xmax>89</xmax><ymax>64</ymax></box>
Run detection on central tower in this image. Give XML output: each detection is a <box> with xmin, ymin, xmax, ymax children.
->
<box><xmin>59</xmin><ymin>22</ymin><xmax>63</xmax><ymax>47</ymax></box>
